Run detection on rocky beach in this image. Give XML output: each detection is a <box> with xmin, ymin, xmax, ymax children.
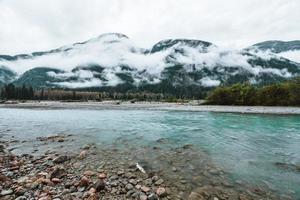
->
<box><xmin>0</xmin><ymin>132</ymin><xmax>296</xmax><ymax>200</ymax></box>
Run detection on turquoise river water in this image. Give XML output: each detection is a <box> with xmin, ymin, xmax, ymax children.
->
<box><xmin>0</xmin><ymin>108</ymin><xmax>299</xmax><ymax>198</ymax></box>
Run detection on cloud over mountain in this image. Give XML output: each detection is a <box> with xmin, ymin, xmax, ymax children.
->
<box><xmin>0</xmin><ymin>33</ymin><xmax>299</xmax><ymax>88</ymax></box>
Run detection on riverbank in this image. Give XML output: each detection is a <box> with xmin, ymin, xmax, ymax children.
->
<box><xmin>0</xmin><ymin>134</ymin><xmax>291</xmax><ymax>200</ymax></box>
<box><xmin>1</xmin><ymin>100</ymin><xmax>300</xmax><ymax>114</ymax></box>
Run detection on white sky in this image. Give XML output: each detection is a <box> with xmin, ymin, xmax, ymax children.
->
<box><xmin>0</xmin><ymin>0</ymin><xmax>299</xmax><ymax>55</ymax></box>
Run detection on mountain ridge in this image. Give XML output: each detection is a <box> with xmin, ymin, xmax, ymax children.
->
<box><xmin>0</xmin><ymin>33</ymin><xmax>299</xmax><ymax>90</ymax></box>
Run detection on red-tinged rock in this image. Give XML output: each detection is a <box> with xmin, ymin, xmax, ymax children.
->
<box><xmin>35</xmin><ymin>178</ymin><xmax>45</xmax><ymax>184</ymax></box>
<box><xmin>89</xmin><ymin>187</ymin><xmax>96</xmax><ymax>194</ymax></box>
<box><xmin>51</xmin><ymin>178</ymin><xmax>62</xmax><ymax>183</ymax></box>
<box><xmin>87</xmin><ymin>193</ymin><xmax>98</xmax><ymax>200</ymax></box>
<box><xmin>10</xmin><ymin>166</ymin><xmax>20</xmax><ymax>170</ymax></box>
<box><xmin>37</xmin><ymin>172</ymin><xmax>48</xmax><ymax>177</ymax></box>
<box><xmin>84</xmin><ymin>170</ymin><xmax>95</xmax><ymax>176</ymax></box>
<box><xmin>11</xmin><ymin>160</ymin><xmax>20</xmax><ymax>166</ymax></box>
<box><xmin>141</xmin><ymin>186</ymin><xmax>150</xmax><ymax>193</ymax></box>
<box><xmin>42</xmin><ymin>178</ymin><xmax>54</xmax><ymax>186</ymax></box>
<box><xmin>80</xmin><ymin>176</ymin><xmax>90</xmax><ymax>186</ymax></box>
<box><xmin>38</xmin><ymin>195</ymin><xmax>52</xmax><ymax>200</ymax></box>
<box><xmin>98</xmin><ymin>173</ymin><xmax>106</xmax><ymax>179</ymax></box>
<box><xmin>0</xmin><ymin>174</ymin><xmax>11</xmax><ymax>182</ymax></box>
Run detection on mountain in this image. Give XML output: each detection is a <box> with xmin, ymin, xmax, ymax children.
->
<box><xmin>150</xmin><ymin>39</ymin><xmax>212</xmax><ymax>53</ymax></box>
<box><xmin>0</xmin><ymin>66</ymin><xmax>16</xmax><ymax>86</ymax></box>
<box><xmin>0</xmin><ymin>33</ymin><xmax>300</xmax><ymax>95</ymax></box>
<box><xmin>252</xmin><ymin>40</ymin><xmax>300</xmax><ymax>53</ymax></box>
<box><xmin>251</xmin><ymin>40</ymin><xmax>300</xmax><ymax>63</ymax></box>
<box><xmin>13</xmin><ymin>67</ymin><xmax>64</xmax><ymax>88</ymax></box>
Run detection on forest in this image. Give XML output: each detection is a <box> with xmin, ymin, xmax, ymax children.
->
<box><xmin>1</xmin><ymin>77</ymin><xmax>300</xmax><ymax>106</ymax></box>
<box><xmin>206</xmin><ymin>77</ymin><xmax>300</xmax><ymax>106</ymax></box>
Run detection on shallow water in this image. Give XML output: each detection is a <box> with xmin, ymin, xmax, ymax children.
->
<box><xmin>0</xmin><ymin>108</ymin><xmax>300</xmax><ymax>198</ymax></box>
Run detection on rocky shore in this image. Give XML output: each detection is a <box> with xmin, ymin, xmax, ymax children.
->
<box><xmin>0</xmin><ymin>134</ymin><xmax>295</xmax><ymax>200</ymax></box>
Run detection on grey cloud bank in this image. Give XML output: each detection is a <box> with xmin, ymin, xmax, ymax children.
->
<box><xmin>0</xmin><ymin>0</ymin><xmax>299</xmax><ymax>55</ymax></box>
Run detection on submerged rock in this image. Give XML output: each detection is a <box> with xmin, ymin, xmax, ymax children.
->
<box><xmin>50</xmin><ymin>167</ymin><xmax>66</xmax><ymax>179</ymax></box>
<box><xmin>154</xmin><ymin>178</ymin><xmax>164</xmax><ymax>186</ymax></box>
<box><xmin>80</xmin><ymin>176</ymin><xmax>90</xmax><ymax>186</ymax></box>
<box><xmin>94</xmin><ymin>180</ymin><xmax>105</xmax><ymax>191</ymax></box>
<box><xmin>53</xmin><ymin>155</ymin><xmax>70</xmax><ymax>164</ymax></box>
<box><xmin>156</xmin><ymin>187</ymin><xmax>167</xmax><ymax>197</ymax></box>
<box><xmin>148</xmin><ymin>193</ymin><xmax>159</xmax><ymax>200</ymax></box>
<box><xmin>78</xmin><ymin>150</ymin><xmax>88</xmax><ymax>160</ymax></box>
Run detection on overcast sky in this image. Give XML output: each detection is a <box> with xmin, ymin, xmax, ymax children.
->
<box><xmin>0</xmin><ymin>0</ymin><xmax>299</xmax><ymax>55</ymax></box>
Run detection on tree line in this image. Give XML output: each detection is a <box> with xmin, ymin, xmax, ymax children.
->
<box><xmin>0</xmin><ymin>84</ymin><xmax>187</xmax><ymax>102</ymax></box>
<box><xmin>1</xmin><ymin>77</ymin><xmax>300</xmax><ymax>106</ymax></box>
<box><xmin>206</xmin><ymin>78</ymin><xmax>300</xmax><ymax>106</ymax></box>
<box><xmin>0</xmin><ymin>84</ymin><xmax>34</xmax><ymax>100</ymax></box>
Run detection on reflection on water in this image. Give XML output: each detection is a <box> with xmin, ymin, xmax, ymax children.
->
<box><xmin>0</xmin><ymin>108</ymin><xmax>300</xmax><ymax>198</ymax></box>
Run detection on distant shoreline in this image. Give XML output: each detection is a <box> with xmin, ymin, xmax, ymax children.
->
<box><xmin>1</xmin><ymin>100</ymin><xmax>300</xmax><ymax>115</ymax></box>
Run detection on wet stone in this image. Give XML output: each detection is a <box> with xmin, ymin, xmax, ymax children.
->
<box><xmin>50</xmin><ymin>167</ymin><xmax>65</xmax><ymax>179</ymax></box>
<box><xmin>140</xmin><ymin>194</ymin><xmax>148</xmax><ymax>200</ymax></box>
<box><xmin>144</xmin><ymin>178</ymin><xmax>152</xmax><ymax>186</ymax></box>
<box><xmin>126</xmin><ymin>183</ymin><xmax>134</xmax><ymax>191</ymax></box>
<box><xmin>80</xmin><ymin>176</ymin><xmax>90</xmax><ymax>186</ymax></box>
<box><xmin>148</xmin><ymin>193</ymin><xmax>159</xmax><ymax>200</ymax></box>
<box><xmin>15</xmin><ymin>196</ymin><xmax>27</xmax><ymax>200</ymax></box>
<box><xmin>126</xmin><ymin>190</ymin><xmax>135</xmax><ymax>197</ymax></box>
<box><xmin>53</xmin><ymin>155</ymin><xmax>70</xmax><ymax>164</ymax></box>
<box><xmin>156</xmin><ymin>187</ymin><xmax>167</xmax><ymax>197</ymax></box>
<box><xmin>129</xmin><ymin>178</ymin><xmax>137</xmax><ymax>185</ymax></box>
<box><xmin>98</xmin><ymin>173</ymin><xmax>107</xmax><ymax>179</ymax></box>
<box><xmin>109</xmin><ymin>175</ymin><xmax>118</xmax><ymax>180</ymax></box>
<box><xmin>94</xmin><ymin>180</ymin><xmax>105</xmax><ymax>191</ymax></box>
<box><xmin>0</xmin><ymin>189</ymin><xmax>13</xmax><ymax>196</ymax></box>
<box><xmin>155</xmin><ymin>178</ymin><xmax>164</xmax><ymax>186</ymax></box>
<box><xmin>141</xmin><ymin>186</ymin><xmax>151</xmax><ymax>193</ymax></box>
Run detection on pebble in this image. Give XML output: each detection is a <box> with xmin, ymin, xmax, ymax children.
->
<box><xmin>80</xmin><ymin>176</ymin><xmax>90</xmax><ymax>186</ymax></box>
<box><xmin>0</xmin><ymin>189</ymin><xmax>13</xmax><ymax>196</ymax></box>
<box><xmin>148</xmin><ymin>193</ymin><xmax>159</xmax><ymax>200</ymax></box>
<box><xmin>144</xmin><ymin>178</ymin><xmax>152</xmax><ymax>185</ymax></box>
<box><xmin>94</xmin><ymin>180</ymin><xmax>105</xmax><ymax>191</ymax></box>
<box><xmin>125</xmin><ymin>183</ymin><xmax>134</xmax><ymax>191</ymax></box>
<box><xmin>82</xmin><ymin>144</ymin><xmax>91</xmax><ymax>150</ymax></box>
<box><xmin>135</xmin><ymin>184</ymin><xmax>142</xmax><ymax>189</ymax></box>
<box><xmin>51</xmin><ymin>178</ymin><xmax>62</xmax><ymax>183</ymax></box>
<box><xmin>154</xmin><ymin>178</ymin><xmax>164</xmax><ymax>185</ymax></box>
<box><xmin>109</xmin><ymin>175</ymin><xmax>118</xmax><ymax>180</ymax></box>
<box><xmin>141</xmin><ymin>186</ymin><xmax>151</xmax><ymax>193</ymax></box>
<box><xmin>117</xmin><ymin>170</ymin><xmax>125</xmax><ymax>176</ymax></box>
<box><xmin>156</xmin><ymin>187</ymin><xmax>167</xmax><ymax>197</ymax></box>
<box><xmin>129</xmin><ymin>178</ymin><xmax>137</xmax><ymax>185</ymax></box>
<box><xmin>83</xmin><ymin>170</ymin><xmax>95</xmax><ymax>176</ymax></box>
<box><xmin>140</xmin><ymin>194</ymin><xmax>148</xmax><ymax>200</ymax></box>
<box><xmin>53</xmin><ymin>155</ymin><xmax>69</xmax><ymax>164</ymax></box>
<box><xmin>98</xmin><ymin>173</ymin><xmax>107</xmax><ymax>179</ymax></box>
<box><xmin>15</xmin><ymin>196</ymin><xmax>27</xmax><ymax>200</ymax></box>
<box><xmin>50</xmin><ymin>167</ymin><xmax>65</xmax><ymax>179</ymax></box>
<box><xmin>78</xmin><ymin>150</ymin><xmax>88</xmax><ymax>160</ymax></box>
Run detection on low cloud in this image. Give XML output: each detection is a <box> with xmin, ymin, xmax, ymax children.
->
<box><xmin>0</xmin><ymin>34</ymin><xmax>298</xmax><ymax>88</ymax></box>
<box><xmin>278</xmin><ymin>51</ymin><xmax>300</xmax><ymax>63</ymax></box>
